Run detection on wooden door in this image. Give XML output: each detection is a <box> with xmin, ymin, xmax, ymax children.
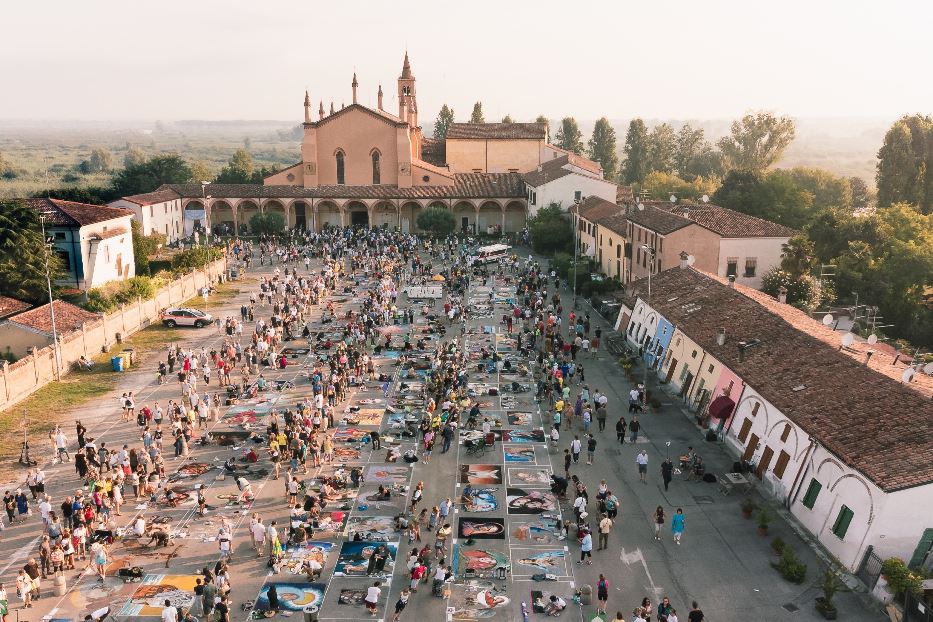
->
<box><xmin>742</xmin><ymin>433</ymin><xmax>759</xmax><ymax>461</ymax></box>
<box><xmin>665</xmin><ymin>360</ymin><xmax>677</xmax><ymax>384</ymax></box>
<box><xmin>756</xmin><ymin>446</ymin><xmax>774</xmax><ymax>479</ymax></box>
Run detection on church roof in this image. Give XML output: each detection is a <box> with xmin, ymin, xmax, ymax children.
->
<box><xmin>307</xmin><ymin>103</ymin><xmax>407</xmax><ymax>129</ymax></box>
<box><xmin>159</xmin><ymin>172</ymin><xmax>526</xmax><ymax>201</ymax></box>
<box><xmin>420</xmin><ymin>138</ymin><xmax>447</xmax><ymax>167</ymax></box>
<box><xmin>447</xmin><ymin>122</ymin><xmax>547</xmax><ymax>140</ymax></box>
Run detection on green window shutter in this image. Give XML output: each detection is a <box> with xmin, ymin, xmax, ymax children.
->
<box><xmin>802</xmin><ymin>479</ymin><xmax>822</xmax><ymax>509</ymax></box>
<box><xmin>832</xmin><ymin>506</ymin><xmax>854</xmax><ymax>539</ymax></box>
<box><xmin>908</xmin><ymin>528</ymin><xmax>933</xmax><ymax>570</ymax></box>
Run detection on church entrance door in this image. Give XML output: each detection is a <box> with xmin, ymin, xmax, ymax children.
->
<box><xmin>351</xmin><ymin>210</ymin><xmax>369</xmax><ymax>227</ymax></box>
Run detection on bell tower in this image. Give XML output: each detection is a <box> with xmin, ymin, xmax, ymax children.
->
<box><xmin>398</xmin><ymin>51</ymin><xmax>417</xmax><ymax>126</ymax></box>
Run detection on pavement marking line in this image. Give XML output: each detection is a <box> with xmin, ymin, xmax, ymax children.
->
<box><xmin>0</xmin><ymin>534</ymin><xmax>41</xmax><ymax>576</ymax></box>
<box><xmin>619</xmin><ymin>546</ymin><xmax>664</xmax><ymax>599</ymax></box>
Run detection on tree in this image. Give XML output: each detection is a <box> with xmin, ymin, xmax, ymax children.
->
<box><xmin>433</xmin><ymin>104</ymin><xmax>455</xmax><ymax>139</ymax></box>
<box><xmin>717</xmin><ymin>112</ymin><xmax>796</xmax><ymax>172</ymax></box>
<box><xmin>555</xmin><ymin>117</ymin><xmax>585</xmax><ymax>155</ymax></box>
<box><xmin>587</xmin><ymin>117</ymin><xmax>619</xmax><ymax>181</ymax></box>
<box><xmin>249</xmin><ymin>212</ymin><xmax>286</xmax><ymax>235</ymax></box>
<box><xmin>124</xmin><ymin>147</ymin><xmax>147</xmax><ymax>168</ymax></box>
<box><xmin>501</xmin><ymin>114</ymin><xmax>514</xmax><ymax>124</ymax></box>
<box><xmin>535</xmin><ymin>115</ymin><xmax>549</xmax><ymax>127</ymax></box>
<box><xmin>779</xmin><ymin>234</ymin><xmax>817</xmax><ymax>277</ymax></box>
<box><xmin>130</xmin><ymin>219</ymin><xmax>166</xmax><ymax>276</ymax></box>
<box><xmin>111</xmin><ymin>154</ymin><xmax>193</xmax><ymax>197</ymax></box>
<box><xmin>528</xmin><ymin>203</ymin><xmax>573</xmax><ymax>255</ymax></box>
<box><xmin>848</xmin><ymin>177</ymin><xmax>874</xmax><ymax>210</ymax></box>
<box><xmin>416</xmin><ymin>206</ymin><xmax>456</xmax><ymax>238</ymax></box>
<box><xmin>0</xmin><ymin>200</ymin><xmax>65</xmax><ymax>305</ymax></box>
<box><xmin>646</xmin><ymin>123</ymin><xmax>677</xmax><ymax>174</ymax></box>
<box><xmin>215</xmin><ymin>149</ymin><xmax>255</xmax><ymax>184</ymax></box>
<box><xmin>787</xmin><ymin>167</ymin><xmax>852</xmax><ymax>211</ymax></box>
<box><xmin>88</xmin><ymin>148</ymin><xmax>113</xmax><ymax>173</ymax></box>
<box><xmin>189</xmin><ymin>161</ymin><xmax>214</xmax><ymax>184</ymax></box>
<box><xmin>674</xmin><ymin>124</ymin><xmax>705</xmax><ymax>177</ymax></box>
<box><xmin>761</xmin><ymin>268</ymin><xmax>821</xmax><ymax>311</ymax></box>
<box><xmin>713</xmin><ymin>169</ymin><xmax>813</xmax><ymax>229</ymax></box>
<box><xmin>876</xmin><ymin>114</ymin><xmax>932</xmax><ymax>213</ymax></box>
<box><xmin>620</xmin><ymin>119</ymin><xmax>650</xmax><ymax>185</ymax></box>
<box><xmin>469</xmin><ymin>102</ymin><xmax>485</xmax><ymax>124</ymax></box>
<box><xmin>637</xmin><ymin>171</ymin><xmax>720</xmax><ymax>202</ymax></box>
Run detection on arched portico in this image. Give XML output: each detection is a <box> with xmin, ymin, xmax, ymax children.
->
<box><xmin>478</xmin><ymin>200</ymin><xmax>503</xmax><ymax>234</ymax></box>
<box><xmin>504</xmin><ymin>200</ymin><xmax>527</xmax><ymax>233</ymax></box>
<box><xmin>453</xmin><ymin>201</ymin><xmax>477</xmax><ymax>234</ymax></box>
<box><xmin>345</xmin><ymin>200</ymin><xmax>369</xmax><ymax>227</ymax></box>
<box><xmin>263</xmin><ymin>200</ymin><xmax>288</xmax><ymax>230</ymax></box>
<box><xmin>316</xmin><ymin>200</ymin><xmax>341</xmax><ymax>231</ymax></box>
<box><xmin>293</xmin><ymin>201</ymin><xmax>309</xmax><ymax>230</ymax></box>
<box><xmin>210</xmin><ymin>200</ymin><xmax>236</xmax><ymax>235</ymax></box>
<box><xmin>237</xmin><ymin>200</ymin><xmax>260</xmax><ymax>233</ymax></box>
<box><xmin>399</xmin><ymin>201</ymin><xmax>423</xmax><ymax>233</ymax></box>
<box><xmin>371</xmin><ymin>201</ymin><xmax>398</xmax><ymax>229</ymax></box>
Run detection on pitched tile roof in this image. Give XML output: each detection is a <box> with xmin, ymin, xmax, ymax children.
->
<box><xmin>641</xmin><ymin>200</ymin><xmax>796</xmax><ymax>238</ymax></box>
<box><xmin>24</xmin><ymin>198</ymin><xmax>134</xmax><ymax>227</ymax></box>
<box><xmin>119</xmin><ymin>189</ymin><xmax>181</xmax><ymax>206</ymax></box>
<box><xmin>522</xmin><ymin>156</ymin><xmax>574</xmax><ymax>187</ymax></box>
<box><xmin>629</xmin><ymin>267</ymin><xmax>933</xmax><ymax>492</ymax></box>
<box><xmin>420</xmin><ymin>138</ymin><xmax>447</xmax><ymax>167</ymax></box>
<box><xmin>8</xmin><ymin>300</ymin><xmax>99</xmax><ymax>334</ymax></box>
<box><xmin>160</xmin><ymin>172</ymin><xmax>526</xmax><ymax>202</ymax></box>
<box><xmin>447</xmin><ymin>122</ymin><xmax>547</xmax><ymax>140</ymax></box>
<box><xmin>307</xmin><ymin>103</ymin><xmax>407</xmax><ymax>129</ymax></box>
<box><xmin>0</xmin><ymin>296</ymin><xmax>31</xmax><ymax>319</ymax></box>
<box><xmin>544</xmin><ymin>145</ymin><xmax>603</xmax><ymax>176</ymax></box>
<box><xmin>600</xmin><ymin>213</ymin><xmax>629</xmax><ymax>237</ymax></box>
<box><xmin>575</xmin><ymin>195</ymin><xmax>623</xmax><ymax>221</ymax></box>
<box><xmin>626</xmin><ymin>204</ymin><xmax>693</xmax><ymax>235</ymax></box>
<box><xmin>92</xmin><ymin>227</ymin><xmax>128</xmax><ymax>240</ymax></box>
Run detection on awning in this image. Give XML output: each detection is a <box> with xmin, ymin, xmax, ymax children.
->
<box><xmin>708</xmin><ymin>395</ymin><xmax>736</xmax><ymax>420</ymax></box>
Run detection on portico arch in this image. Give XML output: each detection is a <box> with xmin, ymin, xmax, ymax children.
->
<box><xmin>452</xmin><ymin>200</ymin><xmax>477</xmax><ymax>234</ymax></box>
<box><xmin>345</xmin><ymin>200</ymin><xmax>369</xmax><ymax>228</ymax></box>
<box><xmin>504</xmin><ymin>200</ymin><xmax>527</xmax><ymax>233</ymax></box>
<box><xmin>371</xmin><ymin>200</ymin><xmax>398</xmax><ymax>229</ymax></box>
<box><xmin>478</xmin><ymin>200</ymin><xmax>503</xmax><ymax>234</ymax></box>
<box><xmin>293</xmin><ymin>200</ymin><xmax>309</xmax><ymax>230</ymax></box>
<box><xmin>210</xmin><ymin>200</ymin><xmax>236</xmax><ymax>235</ymax></box>
<box><xmin>237</xmin><ymin>200</ymin><xmax>260</xmax><ymax>234</ymax></box>
<box><xmin>263</xmin><ymin>200</ymin><xmax>288</xmax><ymax>230</ymax></box>
<box><xmin>316</xmin><ymin>200</ymin><xmax>341</xmax><ymax>231</ymax></box>
<box><xmin>399</xmin><ymin>201</ymin><xmax>423</xmax><ymax>233</ymax></box>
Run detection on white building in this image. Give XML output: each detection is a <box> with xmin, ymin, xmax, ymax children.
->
<box><xmin>523</xmin><ymin>153</ymin><xmax>617</xmax><ymax>216</ymax></box>
<box><xmin>25</xmin><ymin>198</ymin><xmax>136</xmax><ymax>290</ymax></box>
<box><xmin>108</xmin><ymin>188</ymin><xmax>185</xmax><ymax>242</ymax></box>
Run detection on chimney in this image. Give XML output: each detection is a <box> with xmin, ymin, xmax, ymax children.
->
<box><xmin>679</xmin><ymin>251</ymin><xmax>689</xmax><ymax>269</ymax></box>
<box><xmin>778</xmin><ymin>286</ymin><xmax>788</xmax><ymax>304</ymax></box>
<box><xmin>716</xmin><ymin>328</ymin><xmax>726</xmax><ymax>346</ymax></box>
<box><xmin>738</xmin><ymin>341</ymin><xmax>747</xmax><ymax>363</ymax></box>
<box><xmin>377</xmin><ymin>84</ymin><xmax>384</xmax><ymax>110</ymax></box>
<box><xmin>865</xmin><ymin>350</ymin><xmax>875</xmax><ymax>366</ymax></box>
<box><xmin>728</xmin><ymin>275</ymin><xmax>736</xmax><ymax>288</ymax></box>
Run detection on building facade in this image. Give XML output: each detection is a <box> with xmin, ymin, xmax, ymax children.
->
<box><xmin>523</xmin><ymin>153</ymin><xmax>616</xmax><ymax>216</ymax></box>
<box><xmin>108</xmin><ymin>189</ymin><xmax>185</xmax><ymax>241</ymax></box>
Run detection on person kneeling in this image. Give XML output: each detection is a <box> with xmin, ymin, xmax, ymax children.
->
<box><xmin>545</xmin><ymin>595</ymin><xmax>567</xmax><ymax>616</ymax></box>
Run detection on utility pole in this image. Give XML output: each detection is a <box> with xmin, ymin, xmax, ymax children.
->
<box><xmin>39</xmin><ymin>213</ymin><xmax>62</xmax><ymax>380</ymax></box>
<box><xmin>641</xmin><ymin>244</ymin><xmax>655</xmax><ymax>411</ymax></box>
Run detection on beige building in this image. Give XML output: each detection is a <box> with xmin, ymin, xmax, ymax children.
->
<box><xmin>523</xmin><ymin>154</ymin><xmax>617</xmax><ymax>216</ymax></box>
<box><xmin>108</xmin><ymin>188</ymin><xmax>185</xmax><ymax>241</ymax></box>
<box><xmin>0</xmin><ymin>300</ymin><xmax>99</xmax><ymax>359</ymax></box>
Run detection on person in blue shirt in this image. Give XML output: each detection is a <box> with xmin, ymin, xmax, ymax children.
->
<box><xmin>671</xmin><ymin>507</ymin><xmax>686</xmax><ymax>545</ymax></box>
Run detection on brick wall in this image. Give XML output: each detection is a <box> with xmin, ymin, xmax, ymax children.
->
<box><xmin>0</xmin><ymin>256</ymin><xmax>228</xmax><ymax>411</ymax></box>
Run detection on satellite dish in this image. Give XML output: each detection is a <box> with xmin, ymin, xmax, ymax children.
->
<box><xmin>923</xmin><ymin>362</ymin><xmax>933</xmax><ymax>375</ymax></box>
<box><xmin>687</xmin><ymin>254</ymin><xmax>696</xmax><ymax>266</ymax></box>
<box><xmin>901</xmin><ymin>368</ymin><xmax>915</xmax><ymax>383</ymax></box>
<box><xmin>867</xmin><ymin>334</ymin><xmax>878</xmax><ymax>344</ymax></box>
<box><xmin>822</xmin><ymin>314</ymin><xmax>833</xmax><ymax>326</ymax></box>
<box><xmin>669</xmin><ymin>194</ymin><xmax>677</xmax><ymax>204</ymax></box>
<box><xmin>637</xmin><ymin>203</ymin><xmax>644</xmax><ymax>211</ymax></box>
<box><xmin>841</xmin><ymin>333</ymin><xmax>855</xmax><ymax>347</ymax></box>
<box><xmin>701</xmin><ymin>194</ymin><xmax>709</xmax><ymax>203</ymax></box>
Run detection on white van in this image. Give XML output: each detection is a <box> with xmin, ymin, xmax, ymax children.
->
<box><xmin>472</xmin><ymin>244</ymin><xmax>512</xmax><ymax>264</ymax></box>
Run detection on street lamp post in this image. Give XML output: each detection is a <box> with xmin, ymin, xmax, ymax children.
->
<box><xmin>572</xmin><ymin>199</ymin><xmax>580</xmax><ymax>309</ymax></box>
<box><xmin>39</xmin><ymin>213</ymin><xmax>62</xmax><ymax>380</ymax></box>
<box><xmin>641</xmin><ymin>243</ymin><xmax>656</xmax><ymax>410</ymax></box>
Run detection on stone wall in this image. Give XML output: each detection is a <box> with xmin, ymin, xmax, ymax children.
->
<box><xmin>0</xmin><ymin>256</ymin><xmax>228</xmax><ymax>412</ymax></box>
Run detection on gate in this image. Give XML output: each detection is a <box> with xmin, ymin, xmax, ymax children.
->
<box><xmin>904</xmin><ymin>590</ymin><xmax>933</xmax><ymax>622</ymax></box>
<box><xmin>855</xmin><ymin>545</ymin><xmax>884</xmax><ymax>591</ymax></box>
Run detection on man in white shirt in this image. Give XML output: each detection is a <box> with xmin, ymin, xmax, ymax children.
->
<box><xmin>161</xmin><ymin>601</ymin><xmax>178</xmax><ymax>622</ymax></box>
<box><xmin>364</xmin><ymin>581</ymin><xmax>382</xmax><ymax>615</ymax></box>
<box><xmin>54</xmin><ymin>429</ymin><xmax>69</xmax><ymax>462</ymax></box>
<box><xmin>636</xmin><ymin>450</ymin><xmax>649</xmax><ymax>484</ymax></box>
<box><xmin>250</xmin><ymin>516</ymin><xmax>267</xmax><ymax>556</ymax></box>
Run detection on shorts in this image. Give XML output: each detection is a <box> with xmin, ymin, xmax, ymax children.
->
<box><xmin>638</xmin><ymin>464</ymin><xmax>647</xmax><ymax>474</ymax></box>
<box><xmin>395</xmin><ymin>600</ymin><xmax>407</xmax><ymax>613</ymax></box>
<box><xmin>366</xmin><ymin>599</ymin><xmax>377</xmax><ymax>612</ymax></box>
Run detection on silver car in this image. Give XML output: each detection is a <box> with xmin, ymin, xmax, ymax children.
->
<box><xmin>160</xmin><ymin>307</ymin><xmax>213</xmax><ymax>328</ymax></box>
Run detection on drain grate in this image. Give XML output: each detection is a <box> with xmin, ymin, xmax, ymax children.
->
<box><xmin>781</xmin><ymin>603</ymin><xmax>799</xmax><ymax>612</ymax></box>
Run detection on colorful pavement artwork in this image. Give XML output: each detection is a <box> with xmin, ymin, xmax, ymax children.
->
<box><xmin>118</xmin><ymin>574</ymin><xmax>200</xmax><ymax>617</ymax></box>
<box><xmin>459</xmin><ymin>464</ymin><xmax>502</xmax><ymax>485</ymax></box>
<box><xmin>453</xmin><ymin>545</ymin><xmax>509</xmax><ymax>578</ymax></box>
<box><xmin>254</xmin><ymin>582</ymin><xmax>326</xmax><ymax>611</ymax></box>
<box><xmin>506</xmin><ymin>488</ymin><xmax>558</xmax><ymax>514</ymax></box>
<box><xmin>458</xmin><ymin>517</ymin><xmax>506</xmax><ymax>540</ymax></box>
<box><xmin>333</xmin><ymin>541</ymin><xmax>397</xmax><ymax>577</ymax></box>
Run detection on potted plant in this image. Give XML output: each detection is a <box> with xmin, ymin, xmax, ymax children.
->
<box><xmin>771</xmin><ymin>547</ymin><xmax>808</xmax><ymax>584</ymax></box>
<box><xmin>741</xmin><ymin>498</ymin><xmax>756</xmax><ymax>519</ymax></box>
<box><xmin>757</xmin><ymin>509</ymin><xmax>772</xmax><ymax>536</ymax></box>
<box><xmin>815</xmin><ymin>569</ymin><xmax>845</xmax><ymax>619</ymax></box>
<box><xmin>770</xmin><ymin>536</ymin><xmax>786</xmax><ymax>556</ymax></box>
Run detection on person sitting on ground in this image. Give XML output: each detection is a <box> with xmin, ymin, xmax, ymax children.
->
<box><xmin>545</xmin><ymin>595</ymin><xmax>567</xmax><ymax>616</ymax></box>
<box><xmin>78</xmin><ymin>356</ymin><xmax>94</xmax><ymax>371</ymax></box>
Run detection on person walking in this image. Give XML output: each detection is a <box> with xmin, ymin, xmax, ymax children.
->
<box><xmin>687</xmin><ymin>601</ymin><xmax>704</xmax><ymax>622</ymax></box>
<box><xmin>597</xmin><ymin>513</ymin><xmax>613</xmax><ymax>551</ymax></box>
<box><xmin>570</xmin><ymin>436</ymin><xmax>582</xmax><ymax>464</ymax></box>
<box><xmin>629</xmin><ymin>416</ymin><xmax>641</xmax><ymax>442</ymax></box>
<box><xmin>364</xmin><ymin>581</ymin><xmax>382</xmax><ymax>617</ymax></box>
<box><xmin>392</xmin><ymin>587</ymin><xmax>411</xmax><ymax>621</ymax></box>
<box><xmin>596</xmin><ymin>574</ymin><xmax>610</xmax><ymax>615</ymax></box>
<box><xmin>653</xmin><ymin>506</ymin><xmax>665</xmax><ymax>541</ymax></box>
<box><xmin>671</xmin><ymin>508</ymin><xmax>685</xmax><ymax>545</ymax></box>
<box><xmin>586</xmin><ymin>434</ymin><xmax>597</xmax><ymax>465</ymax></box>
<box><xmin>636</xmin><ymin>450</ymin><xmax>649</xmax><ymax>484</ymax></box>
<box><xmin>661</xmin><ymin>458</ymin><xmax>673</xmax><ymax>491</ymax></box>
<box><xmin>596</xmin><ymin>403</ymin><xmax>607</xmax><ymax>432</ymax></box>
<box><xmin>616</xmin><ymin>416</ymin><xmax>627</xmax><ymax>444</ymax></box>
<box><xmin>578</xmin><ymin>528</ymin><xmax>593</xmax><ymax>565</ymax></box>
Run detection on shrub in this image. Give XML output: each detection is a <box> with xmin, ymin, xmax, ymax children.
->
<box><xmin>114</xmin><ymin>276</ymin><xmax>157</xmax><ymax>304</ymax></box>
<box><xmin>171</xmin><ymin>246</ymin><xmax>224</xmax><ymax>272</ymax></box>
<box><xmin>84</xmin><ymin>289</ymin><xmax>117</xmax><ymax>313</ymax></box>
<box><xmin>881</xmin><ymin>557</ymin><xmax>923</xmax><ymax>596</ymax></box>
<box><xmin>770</xmin><ymin>536</ymin><xmax>786</xmax><ymax>554</ymax></box>
<box><xmin>772</xmin><ymin>547</ymin><xmax>808</xmax><ymax>584</ymax></box>
<box><xmin>416</xmin><ymin>206</ymin><xmax>456</xmax><ymax>238</ymax></box>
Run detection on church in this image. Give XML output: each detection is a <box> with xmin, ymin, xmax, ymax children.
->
<box><xmin>117</xmin><ymin>53</ymin><xmax>605</xmax><ymax>235</ymax></box>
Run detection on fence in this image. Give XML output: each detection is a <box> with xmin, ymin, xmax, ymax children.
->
<box><xmin>855</xmin><ymin>545</ymin><xmax>884</xmax><ymax>591</ymax></box>
<box><xmin>0</xmin><ymin>256</ymin><xmax>228</xmax><ymax>412</ymax></box>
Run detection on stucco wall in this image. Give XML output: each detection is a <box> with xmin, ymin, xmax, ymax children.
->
<box><xmin>446</xmin><ymin>139</ymin><xmax>543</xmax><ymax>174</ymax></box>
<box><xmin>0</xmin><ymin>324</ymin><xmax>47</xmax><ymax>359</ymax></box>
<box><xmin>309</xmin><ymin>110</ymin><xmax>406</xmax><ymax>186</ymax></box>
<box><xmin>530</xmin><ymin>174</ymin><xmax>616</xmax><ymax>215</ymax></box>
<box><xmin>81</xmin><ymin>215</ymin><xmax>136</xmax><ymax>288</ymax></box>
<box><xmin>718</xmin><ymin>237</ymin><xmax>789</xmax><ymax>289</ymax></box>
<box><xmin>0</xmin><ymin>256</ymin><xmax>227</xmax><ymax>412</ymax></box>
<box><xmin>629</xmin><ymin>224</ymin><xmax>720</xmax><ymax>282</ymax></box>
<box><xmin>108</xmin><ymin>199</ymin><xmax>183</xmax><ymax>241</ymax></box>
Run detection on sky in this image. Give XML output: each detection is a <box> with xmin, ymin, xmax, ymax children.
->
<box><xmin>1</xmin><ymin>1</ymin><xmax>930</xmax><ymax>123</ymax></box>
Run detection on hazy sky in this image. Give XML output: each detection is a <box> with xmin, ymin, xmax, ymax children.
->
<box><xmin>2</xmin><ymin>1</ymin><xmax>930</xmax><ymax>123</ymax></box>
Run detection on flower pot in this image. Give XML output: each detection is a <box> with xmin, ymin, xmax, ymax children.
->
<box><xmin>757</xmin><ymin>525</ymin><xmax>769</xmax><ymax>536</ymax></box>
<box><xmin>815</xmin><ymin>597</ymin><xmax>837</xmax><ymax>620</ymax></box>
<box><xmin>741</xmin><ymin>509</ymin><xmax>753</xmax><ymax>519</ymax></box>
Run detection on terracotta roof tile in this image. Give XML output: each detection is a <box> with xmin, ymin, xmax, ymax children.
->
<box><xmin>24</xmin><ymin>198</ymin><xmax>134</xmax><ymax>227</ymax></box>
<box><xmin>641</xmin><ymin>200</ymin><xmax>796</xmax><ymax>238</ymax></box>
<box><xmin>600</xmin><ymin>213</ymin><xmax>629</xmax><ymax>237</ymax></box>
<box><xmin>545</xmin><ymin>145</ymin><xmax>603</xmax><ymax>176</ymax></box>
<box><xmin>119</xmin><ymin>189</ymin><xmax>181</xmax><ymax>206</ymax></box>
<box><xmin>626</xmin><ymin>204</ymin><xmax>693</xmax><ymax>235</ymax></box>
<box><xmin>0</xmin><ymin>296</ymin><xmax>31</xmax><ymax>319</ymax></box>
<box><xmin>93</xmin><ymin>227</ymin><xmax>128</xmax><ymax>240</ymax></box>
<box><xmin>9</xmin><ymin>300</ymin><xmax>99</xmax><ymax>334</ymax></box>
<box><xmin>616</xmin><ymin>185</ymin><xmax>634</xmax><ymax>204</ymax></box>
<box><xmin>575</xmin><ymin>195</ymin><xmax>622</xmax><ymax>221</ymax></box>
<box><xmin>447</xmin><ymin>122</ymin><xmax>547</xmax><ymax>140</ymax></box>
<box><xmin>522</xmin><ymin>157</ymin><xmax>574</xmax><ymax>187</ymax></box>
<box><xmin>629</xmin><ymin>267</ymin><xmax>933</xmax><ymax>492</ymax></box>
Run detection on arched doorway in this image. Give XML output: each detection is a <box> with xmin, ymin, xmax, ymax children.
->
<box><xmin>238</xmin><ymin>200</ymin><xmax>260</xmax><ymax>234</ymax></box>
<box><xmin>264</xmin><ymin>200</ymin><xmax>288</xmax><ymax>231</ymax></box>
<box><xmin>478</xmin><ymin>201</ymin><xmax>502</xmax><ymax>234</ymax></box>
<box><xmin>399</xmin><ymin>201</ymin><xmax>423</xmax><ymax>233</ymax></box>
<box><xmin>346</xmin><ymin>201</ymin><xmax>369</xmax><ymax>227</ymax></box>
<box><xmin>316</xmin><ymin>201</ymin><xmax>341</xmax><ymax>231</ymax></box>
<box><xmin>452</xmin><ymin>201</ymin><xmax>476</xmax><ymax>234</ymax></box>
<box><xmin>504</xmin><ymin>200</ymin><xmax>527</xmax><ymax>233</ymax></box>
<box><xmin>293</xmin><ymin>201</ymin><xmax>308</xmax><ymax>230</ymax></box>
<box><xmin>371</xmin><ymin>201</ymin><xmax>397</xmax><ymax>229</ymax></box>
<box><xmin>210</xmin><ymin>201</ymin><xmax>236</xmax><ymax>236</ymax></box>
<box><xmin>183</xmin><ymin>201</ymin><xmax>207</xmax><ymax>237</ymax></box>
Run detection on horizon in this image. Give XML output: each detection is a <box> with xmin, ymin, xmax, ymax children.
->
<box><xmin>2</xmin><ymin>1</ymin><xmax>931</xmax><ymax>122</ymax></box>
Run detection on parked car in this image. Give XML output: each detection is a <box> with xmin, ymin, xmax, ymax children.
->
<box><xmin>161</xmin><ymin>308</ymin><xmax>213</xmax><ymax>328</ymax></box>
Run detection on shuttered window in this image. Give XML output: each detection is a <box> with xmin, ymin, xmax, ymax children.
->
<box><xmin>737</xmin><ymin>418</ymin><xmax>752</xmax><ymax>442</ymax></box>
<box><xmin>802</xmin><ymin>479</ymin><xmax>821</xmax><ymax>509</ymax></box>
<box><xmin>773</xmin><ymin>450</ymin><xmax>791</xmax><ymax>479</ymax></box>
<box><xmin>831</xmin><ymin>505</ymin><xmax>854</xmax><ymax>539</ymax></box>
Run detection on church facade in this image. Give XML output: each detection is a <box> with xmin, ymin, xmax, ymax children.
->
<box><xmin>119</xmin><ymin>53</ymin><xmax>607</xmax><ymax>236</ymax></box>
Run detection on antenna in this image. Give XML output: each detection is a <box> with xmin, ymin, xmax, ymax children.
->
<box><xmin>841</xmin><ymin>333</ymin><xmax>855</xmax><ymax>348</ymax></box>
